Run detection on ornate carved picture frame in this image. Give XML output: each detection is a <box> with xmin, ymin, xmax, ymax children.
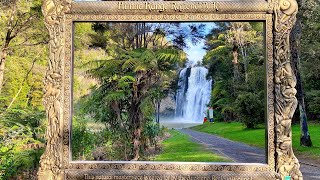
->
<box><xmin>39</xmin><ymin>0</ymin><xmax>302</xmax><ymax>179</ymax></box>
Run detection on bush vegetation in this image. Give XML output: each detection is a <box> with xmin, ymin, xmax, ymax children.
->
<box><xmin>202</xmin><ymin>22</ymin><xmax>265</xmax><ymax>128</ymax></box>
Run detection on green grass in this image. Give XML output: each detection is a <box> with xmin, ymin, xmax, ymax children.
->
<box><xmin>191</xmin><ymin>121</ymin><xmax>320</xmax><ymax>160</ymax></box>
<box><xmin>292</xmin><ymin>123</ymin><xmax>320</xmax><ymax>158</ymax></box>
<box><xmin>191</xmin><ymin>122</ymin><xmax>265</xmax><ymax>148</ymax></box>
<box><xmin>153</xmin><ymin>130</ymin><xmax>231</xmax><ymax>162</ymax></box>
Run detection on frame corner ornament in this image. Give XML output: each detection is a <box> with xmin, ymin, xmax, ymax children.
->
<box><xmin>273</xmin><ymin>0</ymin><xmax>303</xmax><ymax>179</ymax></box>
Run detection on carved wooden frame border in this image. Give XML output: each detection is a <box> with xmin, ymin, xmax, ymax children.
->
<box><xmin>39</xmin><ymin>0</ymin><xmax>302</xmax><ymax>180</ymax></box>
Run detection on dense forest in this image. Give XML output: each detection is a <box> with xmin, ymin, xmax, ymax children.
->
<box><xmin>202</xmin><ymin>22</ymin><xmax>265</xmax><ymax>129</ymax></box>
<box><xmin>0</xmin><ymin>0</ymin><xmax>320</xmax><ymax>179</ymax></box>
<box><xmin>0</xmin><ymin>0</ymin><xmax>48</xmax><ymax>179</ymax></box>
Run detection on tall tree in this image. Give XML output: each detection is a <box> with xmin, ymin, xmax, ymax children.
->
<box><xmin>290</xmin><ymin>0</ymin><xmax>312</xmax><ymax>146</ymax></box>
<box><xmin>0</xmin><ymin>0</ymin><xmax>46</xmax><ymax>94</ymax></box>
<box><xmin>0</xmin><ymin>2</ymin><xmax>48</xmax><ymax>178</ymax></box>
<box><xmin>225</xmin><ymin>22</ymin><xmax>261</xmax><ymax>83</ymax></box>
<box><xmin>84</xmin><ymin>47</ymin><xmax>186</xmax><ymax>160</ymax></box>
<box><xmin>300</xmin><ymin>2</ymin><xmax>320</xmax><ymax>121</ymax></box>
<box><xmin>203</xmin><ymin>22</ymin><xmax>264</xmax><ymax>128</ymax></box>
<box><xmin>202</xmin><ymin>23</ymin><xmax>235</xmax><ymax>122</ymax></box>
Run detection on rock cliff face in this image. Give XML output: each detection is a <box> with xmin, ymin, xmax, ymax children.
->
<box><xmin>159</xmin><ymin>94</ymin><xmax>176</xmax><ymax>118</ymax></box>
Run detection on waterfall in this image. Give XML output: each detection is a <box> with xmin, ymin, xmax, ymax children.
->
<box><xmin>175</xmin><ymin>66</ymin><xmax>212</xmax><ymax>123</ymax></box>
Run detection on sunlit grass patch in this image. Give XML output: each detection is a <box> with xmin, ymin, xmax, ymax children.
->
<box><xmin>153</xmin><ymin>130</ymin><xmax>231</xmax><ymax>162</ymax></box>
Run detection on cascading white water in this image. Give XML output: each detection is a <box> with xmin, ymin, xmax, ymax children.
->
<box><xmin>175</xmin><ymin>66</ymin><xmax>212</xmax><ymax>123</ymax></box>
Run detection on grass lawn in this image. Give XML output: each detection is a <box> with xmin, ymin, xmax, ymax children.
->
<box><xmin>153</xmin><ymin>130</ymin><xmax>231</xmax><ymax>162</ymax></box>
<box><xmin>191</xmin><ymin>122</ymin><xmax>320</xmax><ymax>161</ymax></box>
<box><xmin>292</xmin><ymin>123</ymin><xmax>320</xmax><ymax>159</ymax></box>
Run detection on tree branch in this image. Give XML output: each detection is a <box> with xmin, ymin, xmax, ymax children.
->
<box><xmin>10</xmin><ymin>14</ymin><xmax>36</xmax><ymax>40</ymax></box>
<box><xmin>6</xmin><ymin>52</ymin><xmax>40</xmax><ymax>110</ymax></box>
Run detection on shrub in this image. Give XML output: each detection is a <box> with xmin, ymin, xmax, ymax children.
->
<box><xmin>221</xmin><ymin>106</ymin><xmax>237</xmax><ymax>122</ymax></box>
<box><xmin>306</xmin><ymin>90</ymin><xmax>320</xmax><ymax>121</ymax></box>
<box><xmin>235</xmin><ymin>92</ymin><xmax>264</xmax><ymax>128</ymax></box>
<box><xmin>143</xmin><ymin>121</ymin><xmax>161</xmax><ymax>146</ymax></box>
<box><xmin>0</xmin><ymin>108</ymin><xmax>45</xmax><ymax>179</ymax></box>
<box><xmin>0</xmin><ymin>125</ymin><xmax>44</xmax><ymax>179</ymax></box>
<box><xmin>71</xmin><ymin>116</ymin><xmax>96</xmax><ymax>160</ymax></box>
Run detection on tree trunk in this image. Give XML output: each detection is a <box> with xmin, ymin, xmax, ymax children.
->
<box><xmin>0</xmin><ymin>5</ymin><xmax>17</xmax><ymax>94</ymax></box>
<box><xmin>240</xmin><ymin>47</ymin><xmax>248</xmax><ymax>83</ymax></box>
<box><xmin>130</xmin><ymin>74</ymin><xmax>144</xmax><ymax>160</ymax></box>
<box><xmin>290</xmin><ymin>7</ymin><xmax>312</xmax><ymax>147</ymax></box>
<box><xmin>298</xmin><ymin>100</ymin><xmax>312</xmax><ymax>146</ymax></box>
<box><xmin>156</xmin><ymin>100</ymin><xmax>160</xmax><ymax>124</ymax></box>
<box><xmin>135</xmin><ymin>23</ymin><xmax>139</xmax><ymax>49</ymax></box>
<box><xmin>143</xmin><ymin>23</ymin><xmax>147</xmax><ymax>48</ymax></box>
<box><xmin>0</xmin><ymin>47</ymin><xmax>8</xmax><ymax>94</ymax></box>
<box><xmin>132</xmin><ymin>125</ymin><xmax>141</xmax><ymax>160</ymax></box>
<box><xmin>130</xmin><ymin>99</ymin><xmax>142</xmax><ymax>160</ymax></box>
<box><xmin>232</xmin><ymin>45</ymin><xmax>240</xmax><ymax>81</ymax></box>
<box><xmin>139</xmin><ymin>24</ymin><xmax>143</xmax><ymax>48</ymax></box>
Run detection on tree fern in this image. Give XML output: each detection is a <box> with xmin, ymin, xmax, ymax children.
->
<box><xmin>104</xmin><ymin>91</ymin><xmax>126</xmax><ymax>102</ymax></box>
<box><xmin>122</xmin><ymin>58</ymin><xmax>140</xmax><ymax>70</ymax></box>
<box><xmin>118</xmin><ymin>76</ymin><xmax>135</xmax><ymax>89</ymax></box>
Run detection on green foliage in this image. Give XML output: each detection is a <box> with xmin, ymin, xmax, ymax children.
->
<box><xmin>72</xmin><ymin>22</ymin><xmax>198</xmax><ymax>160</ymax></box>
<box><xmin>0</xmin><ymin>145</ymin><xmax>43</xmax><ymax>179</ymax></box>
<box><xmin>203</xmin><ymin>22</ymin><xmax>265</xmax><ymax>128</ymax></box>
<box><xmin>235</xmin><ymin>92</ymin><xmax>264</xmax><ymax>129</ymax></box>
<box><xmin>210</xmin><ymin>81</ymin><xmax>233</xmax><ymax>122</ymax></box>
<box><xmin>140</xmin><ymin>97</ymin><xmax>156</xmax><ymax>120</ymax></box>
<box><xmin>0</xmin><ymin>0</ymin><xmax>47</xmax><ymax>144</ymax></box>
<box><xmin>221</xmin><ymin>106</ymin><xmax>237</xmax><ymax>122</ymax></box>
<box><xmin>0</xmin><ymin>108</ymin><xmax>45</xmax><ymax>179</ymax></box>
<box><xmin>1</xmin><ymin>53</ymin><xmax>45</xmax><ymax>109</ymax></box>
<box><xmin>250</xmin><ymin>22</ymin><xmax>263</xmax><ymax>32</ymax></box>
<box><xmin>71</xmin><ymin>115</ymin><xmax>132</xmax><ymax>161</ymax></box>
<box><xmin>0</xmin><ymin>0</ymin><xmax>47</xmax><ymax>175</ymax></box>
<box><xmin>1</xmin><ymin>108</ymin><xmax>45</xmax><ymax>130</ymax></box>
<box><xmin>74</xmin><ymin>23</ymin><xmax>96</xmax><ymax>50</ymax></box>
<box><xmin>300</xmin><ymin>2</ymin><xmax>320</xmax><ymax>121</ymax></box>
<box><xmin>71</xmin><ymin>116</ymin><xmax>96</xmax><ymax>160</ymax></box>
<box><xmin>305</xmin><ymin>90</ymin><xmax>320</xmax><ymax>115</ymax></box>
<box><xmin>142</xmin><ymin>121</ymin><xmax>161</xmax><ymax>146</ymax></box>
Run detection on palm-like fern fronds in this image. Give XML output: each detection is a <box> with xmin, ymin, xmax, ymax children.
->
<box><xmin>118</xmin><ymin>76</ymin><xmax>135</xmax><ymax>89</ymax></box>
<box><xmin>122</xmin><ymin>58</ymin><xmax>140</xmax><ymax>70</ymax></box>
<box><xmin>84</xmin><ymin>59</ymin><xmax>124</xmax><ymax>79</ymax></box>
<box><xmin>104</xmin><ymin>91</ymin><xmax>126</xmax><ymax>102</ymax></box>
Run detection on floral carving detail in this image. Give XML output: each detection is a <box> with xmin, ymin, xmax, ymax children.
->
<box><xmin>38</xmin><ymin>0</ymin><xmax>71</xmax><ymax>179</ymax></box>
<box><xmin>274</xmin><ymin>0</ymin><xmax>302</xmax><ymax>179</ymax></box>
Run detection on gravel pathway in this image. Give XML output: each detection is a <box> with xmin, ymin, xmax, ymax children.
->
<box><xmin>178</xmin><ymin>128</ymin><xmax>320</xmax><ymax>180</ymax></box>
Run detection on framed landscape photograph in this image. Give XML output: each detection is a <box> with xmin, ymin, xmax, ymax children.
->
<box><xmin>38</xmin><ymin>0</ymin><xmax>303</xmax><ymax>179</ymax></box>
